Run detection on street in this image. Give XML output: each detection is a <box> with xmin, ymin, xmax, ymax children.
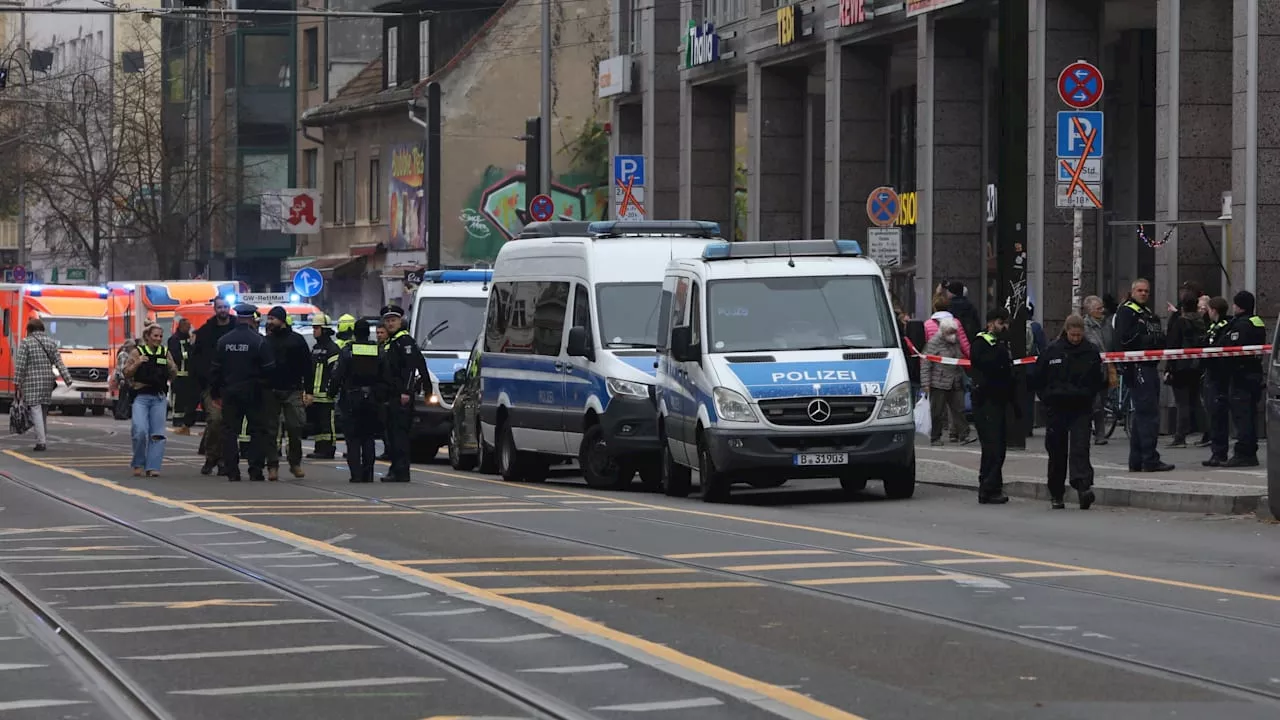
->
<box><xmin>0</xmin><ymin>415</ymin><xmax>1278</xmax><ymax>719</ymax></box>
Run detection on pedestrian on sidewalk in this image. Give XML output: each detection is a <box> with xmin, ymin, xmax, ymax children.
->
<box><xmin>1034</xmin><ymin>315</ymin><xmax>1104</xmax><ymax>510</ymax></box>
<box><xmin>14</xmin><ymin>317</ymin><xmax>74</xmax><ymax>452</ymax></box>
<box><xmin>920</xmin><ymin>317</ymin><xmax>970</xmax><ymax>446</ymax></box>
<box><xmin>971</xmin><ymin>308</ymin><xmax>1013</xmax><ymax>505</ymax></box>
<box><xmin>1081</xmin><ymin>296</ymin><xmax>1115</xmax><ymax>445</ymax></box>
<box><xmin>1164</xmin><ymin>290</ymin><xmax>1207</xmax><ymax>448</ymax></box>
<box><xmin>124</xmin><ymin>323</ymin><xmax>176</xmax><ymax>477</ymax></box>
<box><xmin>1202</xmin><ymin>296</ymin><xmax>1232</xmax><ymax>467</ymax></box>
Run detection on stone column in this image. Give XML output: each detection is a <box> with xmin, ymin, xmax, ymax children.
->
<box><xmin>747</xmin><ymin>62</ymin><xmax>806</xmax><ymax>241</ymax></box>
<box><xmin>1232</xmin><ymin>0</ymin><xmax>1279</xmax><ymax>314</ymax></box>
<box><xmin>680</xmin><ymin>81</ymin><xmax>736</xmax><ymax>234</ymax></box>
<box><xmin>1107</xmin><ymin>29</ymin><xmax>1157</xmax><ymax>296</ymax></box>
<box><xmin>824</xmin><ymin>41</ymin><xmax>887</xmax><ymax>240</ymax></box>
<box><xmin>643</xmin><ymin>0</ymin><xmax>682</xmax><ymax>219</ymax></box>
<box><xmin>1157</xmin><ymin>0</ymin><xmax>1233</xmax><ymax>303</ymax></box>
<box><xmin>809</xmin><ymin>88</ymin><xmax>826</xmax><ymax>239</ymax></box>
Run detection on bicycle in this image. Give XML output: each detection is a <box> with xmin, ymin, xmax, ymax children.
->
<box><xmin>1103</xmin><ymin>373</ymin><xmax>1134</xmax><ymax>439</ymax></box>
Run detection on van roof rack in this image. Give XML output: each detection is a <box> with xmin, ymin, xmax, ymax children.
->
<box><xmin>587</xmin><ymin>221</ymin><xmax>721</xmax><ymax>238</ymax></box>
<box><xmin>516</xmin><ymin>221</ymin><xmax>594</xmax><ymax>239</ymax></box>
<box><xmin>701</xmin><ymin>239</ymin><xmax>863</xmax><ymax>261</ymax></box>
<box><xmin>421</xmin><ymin>269</ymin><xmax>493</xmax><ymax>283</ymax></box>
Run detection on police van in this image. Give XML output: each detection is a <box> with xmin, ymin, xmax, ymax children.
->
<box><xmin>406</xmin><ymin>269</ymin><xmax>493</xmax><ymax>460</ymax></box>
<box><xmin>479</xmin><ymin>220</ymin><xmax>723</xmax><ymax>488</ymax></box>
<box><xmin>655</xmin><ymin>240</ymin><xmax>915</xmax><ymax>502</ymax></box>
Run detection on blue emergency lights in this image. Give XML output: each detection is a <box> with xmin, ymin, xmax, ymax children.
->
<box><xmin>423</xmin><ymin>269</ymin><xmax>493</xmax><ymax>283</ymax></box>
<box><xmin>289</xmin><ymin>292</ymin><xmax>301</xmax><ymax>303</ymax></box>
<box><xmin>701</xmin><ymin>239</ymin><xmax>863</xmax><ymax>261</ymax></box>
<box><xmin>223</xmin><ymin>293</ymin><xmax>237</xmax><ymax>304</ymax></box>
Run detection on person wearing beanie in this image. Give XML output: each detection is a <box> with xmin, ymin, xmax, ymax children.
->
<box><xmin>1209</xmin><ymin>290</ymin><xmax>1268</xmax><ymax>467</ymax></box>
<box><xmin>945</xmin><ymin>281</ymin><xmax>981</xmax><ymax>343</ymax></box>
<box><xmin>263</xmin><ymin>305</ymin><xmax>313</xmax><ymax>480</ymax></box>
<box><xmin>306</xmin><ymin>313</ymin><xmax>342</xmax><ymax>459</ymax></box>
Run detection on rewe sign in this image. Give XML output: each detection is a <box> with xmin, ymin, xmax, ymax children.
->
<box><xmin>685</xmin><ymin>21</ymin><xmax>720</xmax><ymax>68</ymax></box>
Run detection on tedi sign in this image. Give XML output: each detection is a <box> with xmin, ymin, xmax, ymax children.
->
<box><xmin>685</xmin><ymin>20</ymin><xmax>720</xmax><ymax>68</ymax></box>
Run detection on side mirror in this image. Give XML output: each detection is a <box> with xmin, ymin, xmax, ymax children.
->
<box><xmin>670</xmin><ymin>326</ymin><xmax>699</xmax><ymax>363</ymax></box>
<box><xmin>567</xmin><ymin>326</ymin><xmax>594</xmax><ymax>359</ymax></box>
<box><xmin>453</xmin><ymin>368</ymin><xmax>467</xmax><ymax>385</ymax></box>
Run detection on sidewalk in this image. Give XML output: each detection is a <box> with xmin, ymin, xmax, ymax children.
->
<box><xmin>915</xmin><ymin>434</ymin><xmax>1267</xmax><ymax>515</ymax></box>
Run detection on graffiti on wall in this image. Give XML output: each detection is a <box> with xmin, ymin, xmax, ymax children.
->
<box><xmin>458</xmin><ymin>166</ymin><xmax>608</xmax><ymax>260</ymax></box>
<box><xmin>388</xmin><ymin>144</ymin><xmax>426</xmax><ymax>251</ymax></box>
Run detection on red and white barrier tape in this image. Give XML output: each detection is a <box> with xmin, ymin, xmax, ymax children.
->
<box><xmin>904</xmin><ymin>339</ymin><xmax>1272</xmax><ymax>368</ymax></box>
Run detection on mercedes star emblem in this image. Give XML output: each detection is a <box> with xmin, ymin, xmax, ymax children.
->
<box><xmin>807</xmin><ymin>398</ymin><xmax>832</xmax><ymax>423</ymax></box>
<box><xmin>87</xmin><ymin>369</ymin><xmax>100</xmax><ymax>381</ymax></box>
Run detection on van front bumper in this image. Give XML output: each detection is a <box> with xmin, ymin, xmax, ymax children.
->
<box><xmin>599</xmin><ymin>396</ymin><xmax>661</xmax><ymax>455</ymax></box>
<box><xmin>51</xmin><ymin>383</ymin><xmax>113</xmax><ymax>407</ymax></box>
<box><xmin>413</xmin><ymin>402</ymin><xmax>452</xmax><ymax>443</ymax></box>
<box><xmin>702</xmin><ymin>423</ymin><xmax>915</xmax><ymax>480</ymax></box>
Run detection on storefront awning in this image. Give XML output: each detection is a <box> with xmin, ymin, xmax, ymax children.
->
<box><xmin>303</xmin><ymin>254</ymin><xmax>366</xmax><ymax>276</ymax></box>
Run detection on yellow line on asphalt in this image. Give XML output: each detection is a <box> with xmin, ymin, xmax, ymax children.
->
<box><xmin>191</xmin><ymin>499</ymin><xmax>366</xmax><ymax>504</ymax></box>
<box><xmin>439</xmin><ymin>568</ymin><xmax>699</xmax><ymax>579</ymax></box>
<box><xmin>231</xmin><ymin>511</ymin><xmax>422</xmax><ymax>517</ymax></box>
<box><xmin>666</xmin><ymin>550</ymin><xmax>836</xmax><ymax>559</ymax></box>
<box><xmin>195</xmin><ymin>505</ymin><xmax>379</xmax><ymax>511</ymax></box>
<box><xmin>491</xmin><ymin>581</ymin><xmax>762</xmax><ymax>595</ymax></box>
<box><xmin>411</xmin><ymin>466</ymin><xmax>1280</xmax><ymax>604</ymax></box>
<box><xmin>795</xmin><ymin>575</ymin><xmax>959</xmax><ymax>586</ymax></box>
<box><xmin>722</xmin><ymin>561</ymin><xmax>900</xmax><ymax>572</ymax></box>
<box><xmin>1003</xmin><ymin>570</ymin><xmax>1108</xmax><ymax>579</ymax></box>
<box><xmin>4</xmin><ymin>450</ymin><xmax>868</xmax><ymax>720</ymax></box>
<box><xmin>926</xmin><ymin>558</ymin><xmax>1030</xmax><ymax>566</ymax></box>
<box><xmin>401</xmin><ymin>556</ymin><xmax>637</xmax><ymax>565</ymax></box>
<box><xmin>411</xmin><ymin>502</ymin><xmax>541</xmax><ymax>509</ymax></box>
<box><xmin>445</xmin><ymin>508</ymin><xmax>576</xmax><ymax>515</ymax></box>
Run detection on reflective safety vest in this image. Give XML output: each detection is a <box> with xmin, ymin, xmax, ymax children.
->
<box><xmin>978</xmin><ymin>331</ymin><xmax>997</xmax><ymax>345</ymax></box>
<box><xmin>135</xmin><ymin>344</ymin><xmax>169</xmax><ymax>393</ymax></box>
<box><xmin>175</xmin><ymin>339</ymin><xmax>190</xmax><ymax>377</ymax></box>
<box><xmin>348</xmin><ymin>342</ymin><xmax>381</xmax><ymax>386</ymax></box>
<box><xmin>1249</xmin><ymin>315</ymin><xmax>1265</xmax><ymax>328</ymax></box>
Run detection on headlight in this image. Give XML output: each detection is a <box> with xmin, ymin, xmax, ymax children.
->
<box><xmin>712</xmin><ymin>386</ymin><xmax>758</xmax><ymax>423</ymax></box>
<box><xmin>606</xmin><ymin>377</ymin><xmax>650</xmax><ymax>398</ymax></box>
<box><xmin>877</xmin><ymin>382</ymin><xmax>911</xmax><ymax>419</ymax></box>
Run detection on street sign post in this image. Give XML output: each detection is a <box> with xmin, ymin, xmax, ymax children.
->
<box><xmin>866</xmin><ymin>227</ymin><xmax>902</xmax><ymax>276</ymax></box>
<box><xmin>1055</xmin><ymin>62</ymin><xmax>1105</xmax><ymax>313</ymax></box>
<box><xmin>528</xmin><ymin>194</ymin><xmax>556</xmax><ymax>222</ymax></box>
<box><xmin>292</xmin><ymin>267</ymin><xmax>324</xmax><ymax>298</ymax></box>
<box><xmin>613</xmin><ymin>155</ymin><xmax>647</xmax><ymax>221</ymax></box>
<box><xmin>12</xmin><ymin>265</ymin><xmax>26</xmax><ymax>283</ymax></box>
<box><xmin>866</xmin><ymin>187</ymin><xmax>900</xmax><ymax>228</ymax></box>
<box><xmin>1057</xmin><ymin>59</ymin><xmax>1104</xmax><ymax>110</ymax></box>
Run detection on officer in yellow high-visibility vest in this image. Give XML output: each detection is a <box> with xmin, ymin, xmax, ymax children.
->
<box><xmin>1216</xmin><ymin>290</ymin><xmax>1268</xmax><ymax>467</ymax></box>
<box><xmin>306</xmin><ymin>313</ymin><xmax>342</xmax><ymax>459</ymax></box>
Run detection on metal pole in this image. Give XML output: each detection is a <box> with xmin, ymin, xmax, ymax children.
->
<box><xmin>426</xmin><ymin>82</ymin><xmax>441</xmax><ymax>271</ymax></box>
<box><xmin>539</xmin><ymin>0</ymin><xmax>552</xmax><ymax>195</ymax></box>
<box><xmin>1072</xmin><ymin>208</ymin><xmax>1083</xmax><ymax>314</ymax></box>
<box><xmin>16</xmin><ymin>11</ymin><xmax>25</xmax><ymax>274</ymax></box>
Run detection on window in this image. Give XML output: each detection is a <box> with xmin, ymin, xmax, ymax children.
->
<box><xmin>417</xmin><ymin>19</ymin><xmax>430</xmax><ymax>79</ymax></box>
<box><xmin>414</xmin><ymin>297</ymin><xmax>487</xmax><ymax>351</ymax></box>
<box><xmin>303</xmin><ymin>149</ymin><xmax>318</xmax><ymax>188</ymax></box>
<box><xmin>572</xmin><ymin>284</ymin><xmax>592</xmax><ymax>346</ymax></box>
<box><xmin>689</xmin><ymin>282</ymin><xmax>702</xmax><ymax>346</ymax></box>
<box><xmin>483</xmin><ymin>282</ymin><xmax>568</xmax><ymax>356</ymax></box>
<box><xmin>243</xmin><ymin>34</ymin><xmax>292</xmax><ymax>87</ymax></box>
<box><xmin>368</xmin><ymin>157</ymin><xmax>381</xmax><ymax>223</ymax></box>
<box><xmin>332</xmin><ymin>161</ymin><xmax>345</xmax><ymax>224</ymax></box>
<box><xmin>532</xmin><ymin>282</ymin><xmax>570</xmax><ymax>356</ymax></box>
<box><xmin>386</xmin><ymin>27</ymin><xmax>398</xmax><ymax>88</ymax></box>
<box><xmin>242</xmin><ymin>153</ymin><xmax>289</xmax><ymax>206</ymax></box>
<box><xmin>484</xmin><ymin>283</ymin><xmax>512</xmax><ymax>353</ymax></box>
<box><xmin>707</xmin><ymin>276</ymin><xmax>897</xmax><ymax>354</ymax></box>
<box><xmin>656</xmin><ymin>284</ymin><xmax>673</xmax><ymax>351</ymax></box>
<box><xmin>672</xmin><ymin>277</ymin><xmax>691</xmax><ymax>329</ymax></box>
<box><xmin>344</xmin><ymin>155</ymin><xmax>357</xmax><ymax>224</ymax></box>
<box><xmin>596</xmin><ymin>283</ymin><xmax>664</xmax><ymax>348</ymax></box>
<box><xmin>121</xmin><ymin>50</ymin><xmax>144</xmax><ymax>74</ymax></box>
<box><xmin>304</xmin><ymin>28</ymin><xmax>319</xmax><ymax>88</ymax></box>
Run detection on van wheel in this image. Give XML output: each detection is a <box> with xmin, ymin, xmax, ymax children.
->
<box><xmin>661</xmin><ymin>441</ymin><xmax>691</xmax><ymax>497</ymax></box>
<box><xmin>524</xmin><ymin>460</ymin><xmax>551</xmax><ymax>484</ymax></box>
<box><xmin>580</xmin><ymin>424</ymin><xmax>628</xmax><ymax>490</ymax></box>
<box><xmin>496</xmin><ymin>423</ymin><xmax>526</xmax><ymax>482</ymax></box>
<box><xmin>476</xmin><ymin>420</ymin><xmax>497</xmax><ymax>474</ymax></box>
<box><xmin>697</xmin><ymin>441</ymin><xmax>730</xmax><ymax>503</ymax></box>
<box><xmin>448</xmin><ymin>428</ymin><xmax>476</xmax><ymax>471</ymax></box>
<box><xmin>883</xmin><ymin>460</ymin><xmax>916</xmax><ymax>499</ymax></box>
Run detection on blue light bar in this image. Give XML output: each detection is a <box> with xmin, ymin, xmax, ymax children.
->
<box><xmin>587</xmin><ymin>221</ymin><xmax>722</xmax><ymax>238</ymax></box>
<box><xmin>423</xmin><ymin>269</ymin><xmax>493</xmax><ymax>283</ymax></box>
<box><xmin>25</xmin><ymin>286</ymin><xmax>44</xmax><ymax>296</ymax></box>
<box><xmin>224</xmin><ymin>293</ymin><xmax>237</xmax><ymax>304</ymax></box>
<box><xmin>700</xmin><ymin>239</ymin><xmax>863</xmax><ymax>261</ymax></box>
<box><xmin>289</xmin><ymin>292</ymin><xmax>301</xmax><ymax>303</ymax></box>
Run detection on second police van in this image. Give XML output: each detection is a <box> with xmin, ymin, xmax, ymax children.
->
<box><xmin>655</xmin><ymin>240</ymin><xmax>916</xmax><ymax>502</ymax></box>
<box><xmin>479</xmin><ymin>221</ymin><xmax>723</xmax><ymax>488</ymax></box>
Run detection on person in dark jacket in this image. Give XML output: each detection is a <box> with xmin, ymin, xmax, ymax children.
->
<box><xmin>945</xmin><ymin>281</ymin><xmax>981</xmax><ymax>344</ymax></box>
<box><xmin>330</xmin><ymin>319</ymin><xmax>383</xmax><ymax>483</ymax></box>
<box><xmin>210</xmin><ymin>304</ymin><xmax>275</xmax><ymax>482</ymax></box>
<box><xmin>1218</xmin><ymin>290</ymin><xmax>1267</xmax><ymax>467</ymax></box>
<box><xmin>1034</xmin><ymin>315</ymin><xmax>1105</xmax><ymax>509</ymax></box>
<box><xmin>167</xmin><ymin>317</ymin><xmax>197</xmax><ymax>434</ymax></box>
<box><xmin>1164</xmin><ymin>291</ymin><xmax>1207</xmax><ymax>447</ymax></box>
<box><xmin>970</xmin><ymin>307</ymin><xmax>1013</xmax><ymax>505</ymax></box>
<box><xmin>190</xmin><ymin>297</ymin><xmax>236</xmax><ymax>475</ymax></box>
<box><xmin>1114</xmin><ymin>278</ymin><xmax>1174</xmax><ymax>472</ymax></box>
<box><xmin>1202</xmin><ymin>296</ymin><xmax>1233</xmax><ymax>466</ymax></box>
<box><xmin>378</xmin><ymin>305</ymin><xmax>428</xmax><ymax>482</ymax></box>
<box><xmin>306</xmin><ymin>313</ymin><xmax>342</xmax><ymax>459</ymax></box>
<box><xmin>263</xmin><ymin>306</ymin><xmax>312</xmax><ymax>480</ymax></box>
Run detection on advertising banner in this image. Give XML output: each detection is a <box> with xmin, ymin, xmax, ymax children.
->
<box><xmin>388</xmin><ymin>144</ymin><xmax>426</xmax><ymax>251</ymax></box>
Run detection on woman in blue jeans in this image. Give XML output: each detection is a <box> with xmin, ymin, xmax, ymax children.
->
<box><xmin>123</xmin><ymin>324</ymin><xmax>176</xmax><ymax>476</ymax></box>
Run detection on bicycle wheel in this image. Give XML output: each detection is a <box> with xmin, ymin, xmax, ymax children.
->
<box><xmin>1104</xmin><ymin>403</ymin><xmax>1119</xmax><ymax>438</ymax></box>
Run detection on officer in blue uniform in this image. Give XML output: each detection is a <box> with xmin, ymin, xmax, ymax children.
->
<box><xmin>969</xmin><ymin>308</ymin><xmax>1013</xmax><ymax>505</ymax></box>
<box><xmin>379</xmin><ymin>305</ymin><xmax>428</xmax><ymax>482</ymax></box>
<box><xmin>330</xmin><ymin>319</ymin><xmax>382</xmax><ymax>483</ymax></box>
<box><xmin>1114</xmin><ymin>278</ymin><xmax>1174</xmax><ymax>472</ymax></box>
<box><xmin>1220</xmin><ymin>290</ymin><xmax>1268</xmax><ymax>467</ymax></box>
<box><xmin>210</xmin><ymin>303</ymin><xmax>275</xmax><ymax>482</ymax></box>
<box><xmin>1202</xmin><ymin>296</ymin><xmax>1233</xmax><ymax>467</ymax></box>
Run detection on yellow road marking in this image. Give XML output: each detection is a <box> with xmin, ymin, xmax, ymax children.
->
<box><xmin>5</xmin><ymin>451</ymin><xmax>867</xmax><ymax>720</ymax></box>
<box><xmin>401</xmin><ymin>556</ymin><xmax>636</xmax><ymax>566</ymax></box>
<box><xmin>558</xmin><ymin>500</ymin><xmax>621</xmax><ymax>505</ymax></box>
<box><xmin>411</xmin><ymin>465</ymin><xmax>1280</xmax><ymax>604</ymax></box>
<box><xmin>722</xmin><ymin>561</ymin><xmax>899</xmax><ymax>572</ymax></box>
<box><xmin>666</xmin><ymin>550</ymin><xmax>835</xmax><ymax>559</ymax></box>
<box><xmin>194</xmin><ymin>505</ymin><xmax>378</xmax><ymax>511</ymax></box>
<box><xmin>439</xmin><ymin>568</ymin><xmax>699</xmax><ymax>579</ymax></box>
<box><xmin>445</xmin><ymin>508</ymin><xmax>575</xmax><ymax>516</ymax></box>
<box><xmin>124</xmin><ymin>599</ymin><xmax>283</xmax><ymax>610</ymax></box>
<box><xmin>1003</xmin><ymin>570</ymin><xmax>1107</xmax><ymax>579</ymax></box>
<box><xmin>795</xmin><ymin>575</ymin><xmax>959</xmax><ymax>586</ymax></box>
<box><xmin>926</xmin><ymin>558</ymin><xmax>1030</xmax><ymax>566</ymax></box>
<box><xmin>411</xmin><ymin>502</ymin><xmax>541</xmax><ymax>509</ymax></box>
<box><xmin>491</xmin><ymin>581</ymin><xmax>762</xmax><ymax>595</ymax></box>
<box><xmin>0</xmin><ymin>545</ymin><xmax>147</xmax><ymax>552</ymax></box>
<box><xmin>231</xmin><ymin>511</ymin><xmax>421</xmax><ymax>517</ymax></box>
<box><xmin>191</xmin><ymin>499</ymin><xmax>365</xmax><ymax>504</ymax></box>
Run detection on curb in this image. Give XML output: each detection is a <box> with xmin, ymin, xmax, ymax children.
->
<box><xmin>1258</xmin><ymin>496</ymin><xmax>1277</xmax><ymax>523</ymax></box>
<box><xmin>919</xmin><ymin>478</ymin><xmax>1264</xmax><ymax>515</ymax></box>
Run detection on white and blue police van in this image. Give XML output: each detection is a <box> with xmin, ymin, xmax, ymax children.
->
<box><xmin>408</xmin><ymin>268</ymin><xmax>493</xmax><ymax>460</ymax></box>
<box><xmin>654</xmin><ymin>239</ymin><xmax>915</xmax><ymax>502</ymax></box>
<box><xmin>479</xmin><ymin>220</ymin><xmax>723</xmax><ymax>488</ymax></box>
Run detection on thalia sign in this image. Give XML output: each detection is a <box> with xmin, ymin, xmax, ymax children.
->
<box><xmin>684</xmin><ymin>20</ymin><xmax>720</xmax><ymax>68</ymax></box>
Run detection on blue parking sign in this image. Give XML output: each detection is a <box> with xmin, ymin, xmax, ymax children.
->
<box><xmin>613</xmin><ymin>155</ymin><xmax>645</xmax><ymax>186</ymax></box>
<box><xmin>1056</xmin><ymin>111</ymin><xmax>1104</xmax><ymax>159</ymax></box>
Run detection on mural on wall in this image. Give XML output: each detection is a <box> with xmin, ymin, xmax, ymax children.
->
<box><xmin>458</xmin><ymin>166</ymin><xmax>609</xmax><ymax>260</ymax></box>
<box><xmin>388</xmin><ymin>144</ymin><xmax>426</xmax><ymax>251</ymax></box>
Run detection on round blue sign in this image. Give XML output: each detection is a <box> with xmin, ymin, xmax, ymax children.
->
<box><xmin>292</xmin><ymin>267</ymin><xmax>324</xmax><ymax>298</ymax></box>
<box><xmin>529</xmin><ymin>194</ymin><xmax>556</xmax><ymax>222</ymax></box>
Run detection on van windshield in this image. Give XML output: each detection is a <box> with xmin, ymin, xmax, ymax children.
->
<box><xmin>414</xmin><ymin>297</ymin><xmax>487</xmax><ymax>351</ymax></box>
<box><xmin>46</xmin><ymin>317</ymin><xmax>109</xmax><ymax>350</ymax></box>
<box><xmin>597</xmin><ymin>283</ymin><xmax>662</xmax><ymax>348</ymax></box>
<box><xmin>706</xmin><ymin>275</ymin><xmax>897</xmax><ymax>353</ymax></box>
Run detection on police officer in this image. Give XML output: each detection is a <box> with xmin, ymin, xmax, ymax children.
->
<box><xmin>1219</xmin><ymin>291</ymin><xmax>1267</xmax><ymax>467</ymax></box>
<box><xmin>1034</xmin><ymin>314</ymin><xmax>1105</xmax><ymax>509</ymax></box>
<box><xmin>210</xmin><ymin>303</ymin><xmax>275</xmax><ymax>482</ymax></box>
<box><xmin>330</xmin><ymin>319</ymin><xmax>382</xmax><ymax>483</ymax></box>
<box><xmin>190</xmin><ymin>296</ymin><xmax>236</xmax><ymax>475</ymax></box>
<box><xmin>1202</xmin><ymin>296</ymin><xmax>1233</xmax><ymax>467</ymax></box>
<box><xmin>306</xmin><ymin>313</ymin><xmax>341</xmax><ymax>459</ymax></box>
<box><xmin>970</xmin><ymin>307</ymin><xmax>1013</xmax><ymax>505</ymax></box>
<box><xmin>379</xmin><ymin>305</ymin><xmax>427</xmax><ymax>482</ymax></box>
<box><xmin>1114</xmin><ymin>278</ymin><xmax>1174</xmax><ymax>472</ymax></box>
<box><xmin>263</xmin><ymin>306</ymin><xmax>312</xmax><ymax>480</ymax></box>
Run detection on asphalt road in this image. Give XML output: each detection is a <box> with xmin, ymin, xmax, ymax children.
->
<box><xmin>0</xmin><ymin>415</ymin><xmax>1278</xmax><ymax>719</ymax></box>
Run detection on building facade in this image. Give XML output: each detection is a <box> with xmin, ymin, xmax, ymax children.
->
<box><xmin>605</xmin><ymin>0</ymin><xmax>1278</xmax><ymax>328</ymax></box>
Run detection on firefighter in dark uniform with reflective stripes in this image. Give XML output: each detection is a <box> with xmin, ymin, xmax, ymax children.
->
<box><xmin>167</xmin><ymin>317</ymin><xmax>196</xmax><ymax>435</ymax></box>
<box><xmin>379</xmin><ymin>305</ymin><xmax>428</xmax><ymax>482</ymax></box>
<box><xmin>1220</xmin><ymin>290</ymin><xmax>1267</xmax><ymax>467</ymax></box>
<box><xmin>330</xmin><ymin>318</ymin><xmax>382</xmax><ymax>483</ymax></box>
<box><xmin>306</xmin><ymin>313</ymin><xmax>341</xmax><ymax>459</ymax></box>
<box><xmin>1202</xmin><ymin>296</ymin><xmax>1233</xmax><ymax>467</ymax></box>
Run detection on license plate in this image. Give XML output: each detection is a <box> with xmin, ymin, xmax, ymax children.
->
<box><xmin>80</xmin><ymin>391</ymin><xmax>106</xmax><ymax>399</ymax></box>
<box><xmin>793</xmin><ymin>452</ymin><xmax>848</xmax><ymax>466</ymax></box>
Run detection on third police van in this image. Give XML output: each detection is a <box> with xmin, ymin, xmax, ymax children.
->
<box><xmin>655</xmin><ymin>240</ymin><xmax>916</xmax><ymax>502</ymax></box>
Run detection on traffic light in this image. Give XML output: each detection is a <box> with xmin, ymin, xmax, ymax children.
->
<box><xmin>524</xmin><ymin>116</ymin><xmax>541</xmax><ymax>199</ymax></box>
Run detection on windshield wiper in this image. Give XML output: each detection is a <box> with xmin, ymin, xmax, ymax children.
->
<box><xmin>781</xmin><ymin>344</ymin><xmax>874</xmax><ymax>352</ymax></box>
<box><xmin>426</xmin><ymin>320</ymin><xmax>449</xmax><ymax>341</ymax></box>
<box><xmin>605</xmin><ymin>341</ymin><xmax>655</xmax><ymax>349</ymax></box>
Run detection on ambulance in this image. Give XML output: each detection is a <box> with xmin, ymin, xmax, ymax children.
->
<box><xmin>170</xmin><ymin>293</ymin><xmax>321</xmax><ymax>347</ymax></box>
<box><xmin>107</xmin><ymin>280</ymin><xmax>246</xmax><ymax>341</ymax></box>
<box><xmin>0</xmin><ymin>284</ymin><xmax>119</xmax><ymax>416</ymax></box>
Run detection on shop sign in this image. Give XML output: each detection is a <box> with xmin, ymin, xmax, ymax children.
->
<box><xmin>684</xmin><ymin>20</ymin><xmax>720</xmax><ymax>68</ymax></box>
<box><xmin>777</xmin><ymin>5</ymin><xmax>798</xmax><ymax>46</ymax></box>
<box><xmin>905</xmin><ymin>0</ymin><xmax>966</xmax><ymax>17</ymax></box>
<box><xmin>839</xmin><ymin>0</ymin><xmax>869</xmax><ymax>26</ymax></box>
<box><xmin>896</xmin><ymin>191</ymin><xmax>918</xmax><ymax>227</ymax></box>
<box><xmin>65</xmin><ymin>268</ymin><xmax>88</xmax><ymax>281</ymax></box>
<box><xmin>598</xmin><ymin>55</ymin><xmax>632</xmax><ymax>98</ymax></box>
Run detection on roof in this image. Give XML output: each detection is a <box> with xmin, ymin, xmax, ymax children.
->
<box><xmin>411</xmin><ymin>0</ymin><xmax>520</xmax><ymax>98</ymax></box>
